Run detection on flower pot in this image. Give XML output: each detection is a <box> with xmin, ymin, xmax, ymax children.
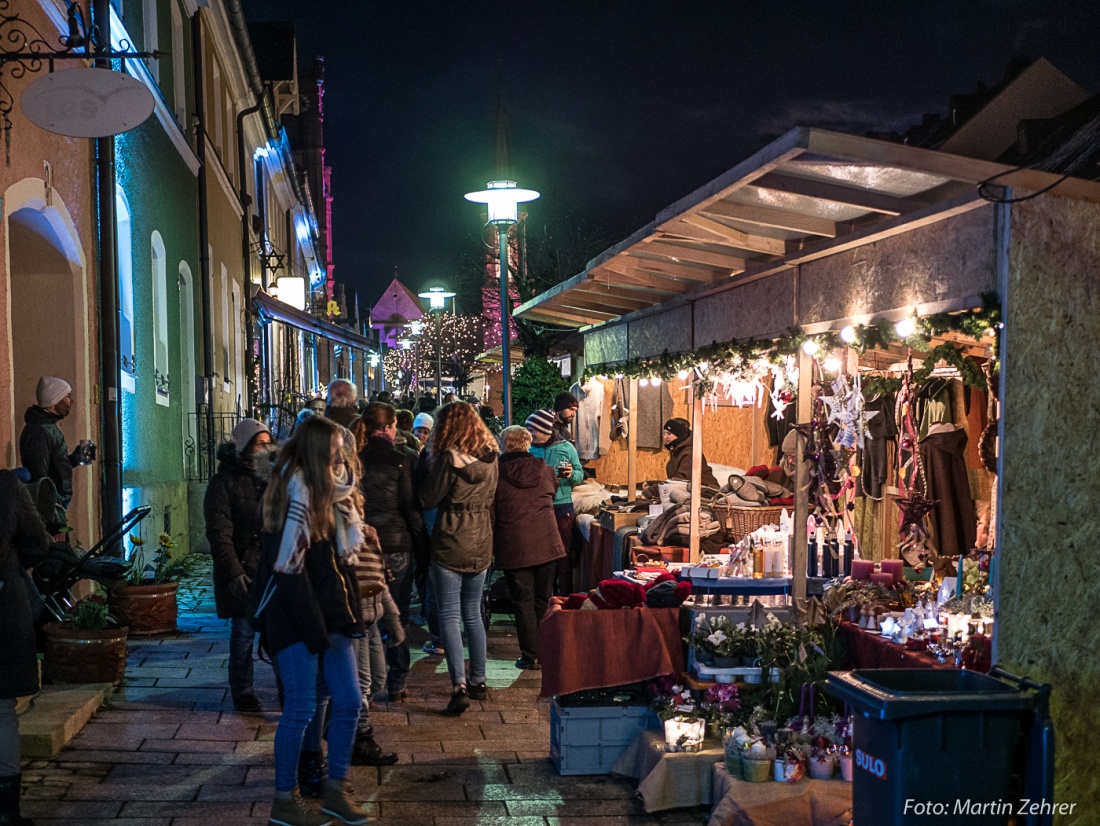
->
<box><xmin>774</xmin><ymin>757</ymin><xmax>802</xmax><ymax>782</ymax></box>
<box><xmin>697</xmin><ymin>649</ymin><xmax>715</xmax><ymax>666</ymax></box>
<box><xmin>110</xmin><ymin>582</ymin><xmax>178</xmax><ymax>635</ymax></box>
<box><xmin>42</xmin><ymin>622</ymin><xmax>128</xmax><ymax>684</ymax></box>
<box><xmin>741</xmin><ymin>757</ymin><xmax>772</xmax><ymax>783</ymax></box>
<box><xmin>663</xmin><ymin>717</ymin><xmax>705</xmax><ymax>752</ymax></box>
<box><xmin>809</xmin><ymin>755</ymin><xmax>836</xmax><ymax>780</ymax></box>
<box><xmin>839</xmin><ymin>754</ymin><xmax>853</xmax><ymax>782</ymax></box>
<box><xmin>723</xmin><ymin>743</ymin><xmax>742</xmax><ymax>777</ymax></box>
<box><xmin>712</xmin><ymin>655</ymin><xmax>738</xmax><ymax>668</ymax></box>
<box><xmin>845</xmin><ymin>605</ymin><xmax>860</xmax><ymax>624</ymax></box>
<box><xmin>740</xmin><ymin>655</ymin><xmax>759</xmax><ymax>668</ymax></box>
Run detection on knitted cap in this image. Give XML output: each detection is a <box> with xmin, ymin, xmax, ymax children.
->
<box><xmin>525</xmin><ymin>409</ymin><xmax>557</xmax><ymax>437</ymax></box>
<box><xmin>232</xmin><ymin>418</ymin><xmax>270</xmax><ymax>454</ymax></box>
<box><xmin>412</xmin><ymin>413</ymin><xmax>434</xmax><ymax>431</ymax></box>
<box><xmin>663</xmin><ymin>417</ymin><xmax>691</xmax><ymax>440</ymax></box>
<box><xmin>554</xmin><ymin>391</ymin><xmax>579</xmax><ymax>412</ymax></box>
<box><xmin>36</xmin><ymin>376</ymin><xmax>71</xmax><ymax>408</ymax></box>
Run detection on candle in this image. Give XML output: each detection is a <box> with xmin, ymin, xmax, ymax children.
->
<box><xmin>851</xmin><ymin>560</ymin><xmax>875</xmax><ymax>580</ymax></box>
<box><xmin>956</xmin><ymin>553</ymin><xmax>965</xmax><ymax>598</ymax></box>
<box><xmin>870</xmin><ymin>572</ymin><xmax>895</xmax><ymax>586</ymax></box>
<box><xmin>879</xmin><ymin>559</ymin><xmax>904</xmax><ymax>582</ymax></box>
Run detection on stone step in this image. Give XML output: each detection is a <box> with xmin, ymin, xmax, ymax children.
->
<box><xmin>18</xmin><ymin>683</ymin><xmax>113</xmax><ymax>758</ymax></box>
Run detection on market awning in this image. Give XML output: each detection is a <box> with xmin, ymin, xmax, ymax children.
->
<box><xmin>515</xmin><ymin>126</ymin><xmax>1100</xmax><ymax>328</ymax></box>
<box><xmin>253</xmin><ymin>290</ymin><xmax>377</xmax><ymax>352</ymax></box>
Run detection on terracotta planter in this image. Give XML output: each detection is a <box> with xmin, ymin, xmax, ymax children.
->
<box><xmin>43</xmin><ymin>622</ymin><xmax>128</xmax><ymax>684</ymax></box>
<box><xmin>110</xmin><ymin>582</ymin><xmax>179</xmax><ymax>635</ymax></box>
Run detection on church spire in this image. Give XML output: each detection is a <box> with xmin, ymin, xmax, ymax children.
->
<box><xmin>493</xmin><ymin>64</ymin><xmax>510</xmax><ymax>179</ymax></box>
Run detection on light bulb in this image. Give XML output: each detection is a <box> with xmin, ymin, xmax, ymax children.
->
<box><xmin>802</xmin><ymin>339</ymin><xmax>819</xmax><ymax>356</ymax></box>
<box><xmin>698</xmin><ymin>361</ymin><xmax>710</xmax><ymax>372</ymax></box>
<box><xmin>823</xmin><ymin>357</ymin><xmax>842</xmax><ymax>373</ymax></box>
<box><xmin>638</xmin><ymin>377</ymin><xmax>649</xmax><ymax>388</ymax></box>
<box><xmin>895</xmin><ymin>317</ymin><xmax>916</xmax><ymax>338</ymax></box>
<box><xmin>677</xmin><ymin>369</ymin><xmax>689</xmax><ymax>380</ymax></box>
<box><xmin>650</xmin><ymin>375</ymin><xmax>661</xmax><ymax>386</ymax></box>
<box><xmin>840</xmin><ymin>325</ymin><xmax>856</xmax><ymax>344</ymax></box>
<box><xmin>614</xmin><ymin>373</ymin><xmax>624</xmax><ymax>380</ymax></box>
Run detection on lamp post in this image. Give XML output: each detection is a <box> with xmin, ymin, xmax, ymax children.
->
<box><xmin>465</xmin><ymin>180</ymin><xmax>539</xmax><ymax>426</ymax></box>
<box><xmin>417</xmin><ymin>287</ymin><xmax>455</xmax><ymax>405</ymax></box>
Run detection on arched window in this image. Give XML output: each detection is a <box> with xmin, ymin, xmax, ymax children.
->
<box><xmin>116</xmin><ymin>189</ymin><xmax>136</xmax><ymax>393</ymax></box>
<box><xmin>151</xmin><ymin>231</ymin><xmax>169</xmax><ymax>405</ymax></box>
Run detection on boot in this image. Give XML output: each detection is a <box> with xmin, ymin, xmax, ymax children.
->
<box><xmin>267</xmin><ymin>787</ymin><xmax>333</xmax><ymax>826</ymax></box>
<box><xmin>297</xmin><ymin>750</ymin><xmax>326</xmax><ymax>799</ymax></box>
<box><xmin>0</xmin><ymin>774</ymin><xmax>32</xmax><ymax>826</ymax></box>
<box><xmin>320</xmin><ymin>778</ymin><xmax>369</xmax><ymax>825</ymax></box>
<box><xmin>350</xmin><ymin>732</ymin><xmax>398</xmax><ymax>767</ymax></box>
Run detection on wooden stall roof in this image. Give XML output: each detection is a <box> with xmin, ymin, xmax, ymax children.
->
<box><xmin>514</xmin><ymin>126</ymin><xmax>1100</xmax><ymax>329</ymax></box>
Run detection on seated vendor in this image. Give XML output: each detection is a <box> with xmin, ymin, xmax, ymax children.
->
<box><xmin>662</xmin><ymin>418</ymin><xmax>719</xmax><ymax>489</ymax></box>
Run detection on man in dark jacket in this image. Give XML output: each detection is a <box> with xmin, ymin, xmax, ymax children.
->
<box><xmin>357</xmin><ymin>403</ymin><xmax>429</xmax><ymax>701</ymax></box>
<box><xmin>552</xmin><ymin>391</ymin><xmax>579</xmax><ymax>445</ymax></box>
<box><xmin>663</xmin><ymin>418</ymin><xmax>719</xmax><ymax>488</ymax></box>
<box><xmin>325</xmin><ymin>379</ymin><xmax>361</xmax><ymax>429</ymax></box>
<box><xmin>0</xmin><ymin>470</ymin><xmax>51</xmax><ymax>826</ymax></box>
<box><xmin>19</xmin><ymin>376</ymin><xmax>91</xmax><ymax>512</ymax></box>
<box><xmin>204</xmin><ymin>418</ymin><xmax>274</xmax><ymax>713</ymax></box>
<box><xmin>493</xmin><ymin>427</ymin><xmax>565</xmax><ymax>670</ymax></box>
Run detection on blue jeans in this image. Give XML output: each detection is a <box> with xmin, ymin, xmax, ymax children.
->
<box><xmin>355</xmin><ymin>623</ymin><xmax>386</xmax><ymax>734</ymax></box>
<box><xmin>228</xmin><ymin>615</ymin><xmax>255</xmax><ymax>699</ymax></box>
<box><xmin>384</xmin><ymin>552</ymin><xmax>413</xmax><ymax>693</ymax></box>
<box><xmin>273</xmin><ymin>636</ymin><xmax>360</xmax><ymax>792</ymax></box>
<box><xmin>430</xmin><ymin>562</ymin><xmax>487</xmax><ymax>688</ymax></box>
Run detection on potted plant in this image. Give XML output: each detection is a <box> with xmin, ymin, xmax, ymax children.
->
<box><xmin>648</xmin><ymin>677</ymin><xmax>705</xmax><ymax>752</ymax></box>
<box><xmin>43</xmin><ymin>594</ymin><xmax>129</xmax><ymax>684</ymax></box>
<box><xmin>739</xmin><ymin>625</ymin><xmax>760</xmax><ymax>668</ymax></box>
<box><xmin>713</xmin><ymin>621</ymin><xmax>743</xmax><ymax>668</ymax></box>
<box><xmin>109</xmin><ymin>533</ymin><xmax>186</xmax><ymax>635</ymax></box>
<box><xmin>806</xmin><ymin>714</ymin><xmax>844</xmax><ymax>779</ymax></box>
<box><xmin>686</xmin><ymin>617</ymin><xmax>726</xmax><ymax>666</ymax></box>
<box><xmin>701</xmin><ymin>682</ymin><xmax>741</xmax><ymax>740</ymax></box>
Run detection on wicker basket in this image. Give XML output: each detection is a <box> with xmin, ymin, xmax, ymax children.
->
<box><xmin>710</xmin><ymin>500</ymin><xmax>785</xmax><ymax>542</ymax></box>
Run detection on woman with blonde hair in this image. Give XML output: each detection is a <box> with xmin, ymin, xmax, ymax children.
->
<box><xmin>419</xmin><ymin>401</ymin><xmax>499</xmax><ymax>714</ymax></box>
<box><xmin>254</xmin><ymin>416</ymin><xmax>367</xmax><ymax>826</ymax></box>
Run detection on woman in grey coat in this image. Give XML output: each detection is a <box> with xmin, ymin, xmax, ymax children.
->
<box><xmin>419</xmin><ymin>402</ymin><xmax>499</xmax><ymax>715</ymax></box>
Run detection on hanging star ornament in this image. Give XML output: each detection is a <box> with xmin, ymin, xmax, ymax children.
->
<box><xmin>896</xmin><ymin>492</ymin><xmax>937</xmax><ymax>537</ymax></box>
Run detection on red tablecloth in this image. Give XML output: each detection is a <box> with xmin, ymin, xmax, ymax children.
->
<box><xmin>539</xmin><ymin>597</ymin><xmax>685</xmax><ymax>697</ymax></box>
<box><xmin>839</xmin><ymin>622</ymin><xmax>989</xmax><ymax>672</ymax></box>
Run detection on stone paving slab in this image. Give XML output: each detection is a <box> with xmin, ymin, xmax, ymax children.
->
<box><xmin>18</xmin><ymin>554</ymin><xmax>696</xmax><ymax>824</ymax></box>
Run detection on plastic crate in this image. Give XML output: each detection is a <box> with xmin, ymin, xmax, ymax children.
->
<box><xmin>549</xmin><ymin>699</ymin><xmax>656</xmax><ymax>775</ymax></box>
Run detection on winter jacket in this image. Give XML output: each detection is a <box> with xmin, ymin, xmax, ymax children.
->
<box><xmin>358</xmin><ymin>435</ymin><xmax>428</xmax><ymax>565</ymax></box>
<box><xmin>529</xmin><ymin>438</ymin><xmax>584</xmax><ymax>506</ymax></box>
<box><xmin>665</xmin><ymin>435</ymin><xmax>719</xmax><ymax>489</ymax></box>
<box><xmin>0</xmin><ymin>470</ymin><xmax>51</xmax><ymax>698</ymax></box>
<box><xmin>419</xmin><ymin>447</ymin><xmax>498</xmax><ymax>574</ymax></box>
<box><xmin>20</xmin><ymin>406</ymin><xmax>75</xmax><ymax>508</ymax></box>
<box><xmin>204</xmin><ymin>443</ymin><xmax>268</xmax><ymax>619</ymax></box>
<box><xmin>252</xmin><ymin>531</ymin><xmax>364</xmax><ymax>657</ymax></box>
<box><xmin>326</xmin><ymin>405</ymin><xmax>360</xmax><ymax>430</ymax></box>
<box><xmin>492</xmin><ymin>451</ymin><xmax>565</xmax><ymax>570</ymax></box>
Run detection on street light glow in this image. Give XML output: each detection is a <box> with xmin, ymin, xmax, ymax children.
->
<box><xmin>464</xmin><ymin>180</ymin><xmax>540</xmax><ymax>225</ymax></box>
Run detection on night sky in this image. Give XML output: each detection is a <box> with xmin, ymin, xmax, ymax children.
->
<box><xmin>239</xmin><ymin>1</ymin><xmax>1100</xmax><ymax>309</ymax></box>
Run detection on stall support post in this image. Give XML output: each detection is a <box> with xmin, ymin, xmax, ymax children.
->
<box><xmin>792</xmin><ymin>349</ymin><xmax>813</xmax><ymax>603</ymax></box>
<box><xmin>689</xmin><ymin>386</ymin><xmax>704</xmax><ymax>562</ymax></box>
<box><xmin>627</xmin><ymin>378</ymin><xmax>638</xmax><ymax>503</ymax></box>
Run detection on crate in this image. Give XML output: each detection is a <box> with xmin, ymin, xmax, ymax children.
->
<box><xmin>549</xmin><ymin>699</ymin><xmax>656</xmax><ymax>775</ymax></box>
<box><xmin>598</xmin><ymin>507</ymin><xmax>646</xmax><ymax>534</ymax></box>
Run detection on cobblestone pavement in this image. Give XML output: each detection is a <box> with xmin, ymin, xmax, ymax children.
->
<box><xmin>22</xmin><ymin>554</ymin><xmax>707</xmax><ymax>825</ymax></box>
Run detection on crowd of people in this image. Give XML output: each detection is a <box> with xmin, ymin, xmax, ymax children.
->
<box><xmin>200</xmin><ymin>380</ymin><xmax>585</xmax><ymax>826</ymax></box>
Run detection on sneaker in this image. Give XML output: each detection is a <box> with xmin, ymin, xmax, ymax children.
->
<box><xmin>421</xmin><ymin>641</ymin><xmax>445</xmax><ymax>656</ymax></box>
<box><xmin>268</xmin><ymin>787</ymin><xmax>333</xmax><ymax>826</ymax></box>
<box><xmin>350</xmin><ymin>734</ymin><xmax>398</xmax><ymax>767</ymax></box>
<box><xmin>320</xmin><ymin>778</ymin><xmax>369</xmax><ymax>825</ymax></box>
<box><xmin>446</xmin><ymin>686</ymin><xmax>469</xmax><ymax>715</ymax></box>
<box><xmin>467</xmin><ymin>683</ymin><xmax>488</xmax><ymax>701</ymax></box>
<box><xmin>515</xmin><ymin>657</ymin><xmax>541</xmax><ymax>671</ymax></box>
<box><xmin>297</xmin><ymin>750</ymin><xmax>326</xmax><ymax>799</ymax></box>
<box><xmin>233</xmin><ymin>693</ymin><xmax>264</xmax><ymax>713</ymax></box>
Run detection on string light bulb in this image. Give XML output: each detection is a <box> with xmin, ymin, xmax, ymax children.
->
<box><xmin>650</xmin><ymin>375</ymin><xmax>661</xmax><ymax>386</ymax></box>
<box><xmin>638</xmin><ymin>377</ymin><xmax>649</xmax><ymax>387</ymax></box>
<box><xmin>823</xmin><ymin>356</ymin><xmax>842</xmax><ymax>373</ymax></box>
<box><xmin>677</xmin><ymin>369</ymin><xmax>689</xmax><ymax>380</ymax></box>
<box><xmin>802</xmin><ymin>339</ymin><xmax>819</xmax><ymax>356</ymax></box>
<box><xmin>840</xmin><ymin>326</ymin><xmax>856</xmax><ymax>344</ymax></box>
<box><xmin>614</xmin><ymin>373</ymin><xmax>624</xmax><ymax>380</ymax></box>
<box><xmin>895</xmin><ymin>317</ymin><xmax>917</xmax><ymax>338</ymax></box>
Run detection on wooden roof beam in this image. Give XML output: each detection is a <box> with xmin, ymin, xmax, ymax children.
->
<box><xmin>677</xmin><ymin>214</ymin><xmax>787</xmax><ymax>256</ymax></box>
<box><xmin>604</xmin><ymin>263</ymin><xmax>707</xmax><ymax>290</ymax></box>
<box><xmin>699</xmin><ymin>201</ymin><xmax>837</xmax><ymax>237</ymax></box>
<box><xmin>622</xmin><ymin>260</ymin><xmax>725</xmax><ymax>282</ymax></box>
<box><xmin>750</xmin><ymin>172</ymin><xmax>914</xmax><ymax>216</ymax></box>
<box><xmin>632</xmin><ymin>240</ymin><xmax>747</xmax><ymax>271</ymax></box>
<box><xmin>547</xmin><ymin>296</ymin><xmax>622</xmax><ymax>319</ymax></box>
<box><xmin>569</xmin><ymin>286</ymin><xmax>651</xmax><ymax>311</ymax></box>
<box><xmin>524</xmin><ymin>307</ymin><xmax>599</xmax><ymax>326</ymax></box>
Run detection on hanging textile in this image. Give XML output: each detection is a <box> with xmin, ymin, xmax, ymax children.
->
<box><xmin>571</xmin><ymin>377</ymin><xmax>610</xmax><ymax>460</ymax></box>
<box><xmin>920</xmin><ymin>427</ymin><xmax>977</xmax><ymax>557</ymax></box>
<box><xmin>610</xmin><ymin>377</ymin><xmax>629</xmax><ymax>440</ymax></box>
<box><xmin>636</xmin><ymin>382</ymin><xmax>675</xmax><ymax>449</ymax></box>
<box><xmin>858</xmin><ymin>391</ymin><xmax>898</xmax><ymax>499</ymax></box>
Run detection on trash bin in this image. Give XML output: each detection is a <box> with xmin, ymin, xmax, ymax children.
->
<box><xmin>827</xmin><ymin>669</ymin><xmax>1034</xmax><ymax>826</ymax></box>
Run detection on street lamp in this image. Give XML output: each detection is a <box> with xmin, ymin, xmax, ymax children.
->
<box><xmin>465</xmin><ymin>179</ymin><xmax>539</xmax><ymax>426</ymax></box>
<box><xmin>417</xmin><ymin>286</ymin><xmax>456</xmax><ymax>404</ymax></box>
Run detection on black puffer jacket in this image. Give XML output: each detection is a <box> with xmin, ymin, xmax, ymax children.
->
<box><xmin>358</xmin><ymin>435</ymin><xmax>428</xmax><ymax>564</ymax></box>
<box><xmin>20</xmin><ymin>406</ymin><xmax>75</xmax><ymax>508</ymax></box>
<box><xmin>0</xmin><ymin>470</ymin><xmax>51</xmax><ymax>698</ymax></box>
<box><xmin>420</xmin><ymin>448</ymin><xmax>499</xmax><ymax>573</ymax></box>
<box><xmin>204</xmin><ymin>443</ymin><xmax>268</xmax><ymax>618</ymax></box>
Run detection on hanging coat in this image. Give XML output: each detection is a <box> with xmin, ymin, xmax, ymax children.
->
<box><xmin>920</xmin><ymin>428</ymin><xmax>977</xmax><ymax>557</ymax></box>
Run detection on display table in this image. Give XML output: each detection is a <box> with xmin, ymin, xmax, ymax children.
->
<box><xmin>611</xmin><ymin>729</ymin><xmax>723</xmax><ymax>812</ymax></box>
<box><xmin>539</xmin><ymin>598</ymin><xmax>685</xmax><ymax>698</ymax></box>
<box><xmin>709</xmin><ymin>762</ymin><xmax>852</xmax><ymax>826</ymax></box>
<box><xmin>840</xmin><ymin>622</ymin><xmax>957</xmax><ymax>670</ymax></box>
<box><xmin>617</xmin><ymin>570</ymin><xmax>793</xmax><ymax>598</ymax></box>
